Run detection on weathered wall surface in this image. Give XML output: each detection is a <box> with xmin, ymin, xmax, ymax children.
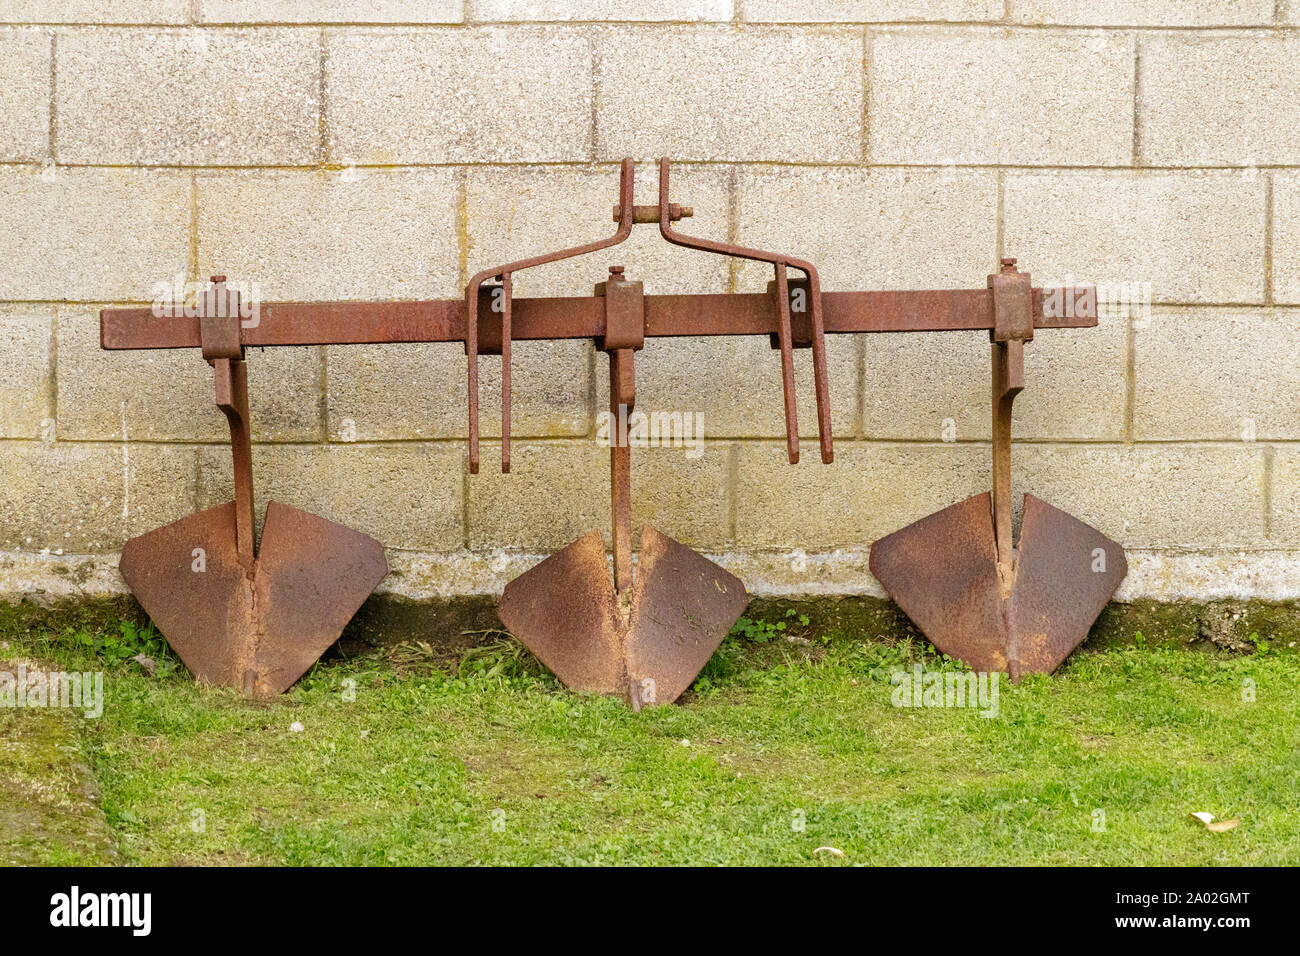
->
<box><xmin>1</xmin><ymin>2</ymin><xmax>1297</xmax><ymax>604</ymax></box>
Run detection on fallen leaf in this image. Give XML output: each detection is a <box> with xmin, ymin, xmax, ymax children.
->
<box><xmin>1188</xmin><ymin>811</ymin><xmax>1239</xmax><ymax>832</ymax></box>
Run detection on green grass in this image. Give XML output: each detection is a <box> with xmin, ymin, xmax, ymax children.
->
<box><xmin>0</xmin><ymin>671</ymin><xmax>118</xmax><ymax>866</ymax></box>
<box><xmin>5</xmin><ymin>618</ymin><xmax>1300</xmax><ymax>866</ymax></box>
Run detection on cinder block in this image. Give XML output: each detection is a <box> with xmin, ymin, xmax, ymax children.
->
<box><xmin>630</xmin><ymin>445</ymin><xmax>732</xmax><ymax>549</ymax></box>
<box><xmin>1264</xmin><ymin>448</ymin><xmax>1300</xmax><ymax>544</ymax></box>
<box><xmin>734</xmin><ymin>167</ymin><xmax>998</xmax><ymax>290</ymax></box>
<box><xmin>743</xmin><ymin>0</ymin><xmax>1000</xmax><ymax>20</ymax></box>
<box><xmin>1011</xmin><ymin>0</ymin><xmax>1273</xmax><ymax>25</ymax></box>
<box><xmin>595</xmin><ymin>335</ymin><xmax>859</xmax><ymax>439</ymax></box>
<box><xmin>0</xmin><ymin>441</ymin><xmax>196</xmax><ymax>552</ymax></box>
<box><xmin>197</xmin><ymin>443</ymin><xmax>464</xmax><ymax>551</ymax></box>
<box><xmin>1138</xmin><ymin>35</ymin><xmax>1300</xmax><ymax>167</ymax></box>
<box><xmin>1015</xmin><ymin>444</ymin><xmax>1267</xmax><ymax>549</ymax></box>
<box><xmin>57</xmin><ymin>307</ymin><xmax>322</xmax><ymax>442</ymax></box>
<box><xmin>200</xmin><ymin>0</ymin><xmax>463</xmax><ymax>22</ymax></box>
<box><xmin>467</xmin><ymin>440</ymin><xmax>607</xmax><ymax>549</ymax></box>
<box><xmin>462</xmin><ymin>440</ymin><xmax>732</xmax><ymax>551</ymax></box>
<box><xmin>735</xmin><ymin>441</ymin><xmax>991</xmax><ymax>547</ymax></box>
<box><xmin>327</xmin><ymin>340</ymin><xmax>591</xmax><ymax>440</ymax></box>
<box><xmin>56</xmin><ymin>28</ymin><xmax>320</xmax><ymax>166</ymax></box>
<box><xmin>1134</xmin><ymin>308</ymin><xmax>1300</xmax><ymax>441</ymax></box>
<box><xmin>867</xmin><ymin>27</ymin><xmax>1134</xmax><ymax>166</ymax></box>
<box><xmin>125</xmin><ymin>443</ymin><xmax>204</xmax><ymax>541</ymax></box>
<box><xmin>471</xmin><ymin>0</ymin><xmax>730</xmax><ymax>19</ymax></box>
<box><xmin>466</xmin><ymin>163</ymin><xmax>732</xmax><ymax>296</ymax></box>
<box><xmin>197</xmin><ymin>168</ymin><xmax>460</xmax><ymax>300</ymax></box>
<box><xmin>0</xmin><ymin>167</ymin><xmax>189</xmax><ymax>302</ymax></box>
<box><xmin>1272</xmin><ymin>171</ymin><xmax>1300</xmax><ymax>305</ymax></box>
<box><xmin>735</xmin><ymin>167</ymin><xmax>1001</xmax><ymax>442</ymax></box>
<box><xmin>861</xmin><ymin>302</ymin><xmax>1127</xmax><ymax>441</ymax></box>
<box><xmin>0</xmin><ymin>2</ymin><xmax>189</xmax><ymax>22</ymax></box>
<box><xmin>0</xmin><ymin>28</ymin><xmax>49</xmax><ymax>162</ymax></box>
<box><xmin>0</xmin><ymin>305</ymin><xmax>53</xmax><ymax>438</ymax></box>
<box><xmin>595</xmin><ymin>27</ymin><xmax>861</xmax><ymax>163</ymax></box>
<box><xmin>326</xmin><ymin>27</ymin><xmax>592</xmax><ymax>164</ymax></box>
<box><xmin>1004</xmin><ymin>170</ymin><xmax>1266</xmax><ymax>305</ymax></box>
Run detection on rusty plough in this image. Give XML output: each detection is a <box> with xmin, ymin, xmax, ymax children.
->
<box><xmin>100</xmin><ymin>158</ymin><xmax>1124</xmax><ymax>702</ymax></box>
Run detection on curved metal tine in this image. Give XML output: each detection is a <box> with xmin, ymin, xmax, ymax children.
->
<box><xmin>465</xmin><ymin>158</ymin><xmax>636</xmax><ymax>474</ymax></box>
<box><xmin>772</xmin><ymin>261</ymin><xmax>799</xmax><ymax>463</ymax></box>
<box><xmin>656</xmin><ymin>157</ymin><xmax>833</xmax><ymax>464</ymax></box>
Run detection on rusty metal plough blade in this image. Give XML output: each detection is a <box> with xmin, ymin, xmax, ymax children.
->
<box><xmin>117</xmin><ymin>281</ymin><xmax>387</xmax><ymax>695</ymax></box>
<box><xmin>498</xmin><ymin>525</ymin><xmax>747</xmax><ymax>708</ymax></box>
<box><xmin>121</xmin><ymin>499</ymin><xmax>387</xmax><ymax>696</ymax></box>
<box><xmin>870</xmin><ymin>260</ymin><xmax>1126</xmax><ymax>680</ymax></box>
<box><xmin>869</xmin><ymin>492</ymin><xmax>1126</xmax><ymax>679</ymax></box>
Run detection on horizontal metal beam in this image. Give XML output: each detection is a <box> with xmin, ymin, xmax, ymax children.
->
<box><xmin>100</xmin><ymin>287</ymin><xmax>1094</xmax><ymax>351</ymax></box>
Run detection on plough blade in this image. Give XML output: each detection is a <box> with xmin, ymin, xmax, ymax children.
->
<box><xmin>1005</xmin><ymin>493</ymin><xmax>1129</xmax><ymax>675</ymax></box>
<box><xmin>119</xmin><ymin>500</ymin><xmax>388</xmax><ymax>696</ymax></box>
<box><xmin>870</xmin><ymin>492</ymin><xmax>1127</xmax><ymax>680</ymax></box>
<box><xmin>872</xmin><ymin>261</ymin><xmax>1126</xmax><ymax>679</ymax></box>
<box><xmin>496</xmin><ymin>530</ymin><xmax>624</xmax><ymax>694</ymax></box>
<box><xmin>498</xmin><ymin>525</ymin><xmax>747</xmax><ymax>707</ymax></box>
<box><xmin>868</xmin><ymin>493</ymin><xmax>1009</xmax><ymax>673</ymax></box>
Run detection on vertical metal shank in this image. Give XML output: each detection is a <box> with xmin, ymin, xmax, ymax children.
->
<box><xmin>609</xmin><ymin>348</ymin><xmax>635</xmax><ymax>593</ymax></box>
<box><xmin>213</xmin><ymin>358</ymin><xmax>256</xmax><ymax>567</ymax></box>
<box><xmin>200</xmin><ymin>277</ymin><xmax>255</xmax><ymax>566</ymax></box>
<box><xmin>599</xmin><ymin>265</ymin><xmax>644</xmax><ymax>592</ymax></box>
<box><xmin>988</xmin><ymin>258</ymin><xmax>1032</xmax><ymax>571</ymax></box>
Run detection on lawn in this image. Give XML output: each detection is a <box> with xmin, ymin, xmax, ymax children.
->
<box><xmin>3</xmin><ymin>613</ymin><xmax>1299</xmax><ymax>866</ymax></box>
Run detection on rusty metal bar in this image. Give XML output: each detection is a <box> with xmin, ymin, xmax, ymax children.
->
<box><xmin>199</xmin><ymin>277</ymin><xmax>256</xmax><ymax>566</ymax></box>
<box><xmin>772</xmin><ymin>261</ymin><xmax>799</xmax><ymax>462</ymax></box>
<box><xmin>101</xmin><ymin>287</ymin><xmax>1093</xmax><ymax>351</ymax></box>
<box><xmin>991</xmin><ymin>338</ymin><xmax>1022</xmax><ymax>573</ymax></box>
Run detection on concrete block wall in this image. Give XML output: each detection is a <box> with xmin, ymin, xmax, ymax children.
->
<box><xmin>0</xmin><ymin>2</ymin><xmax>1296</xmax><ymax>604</ymax></box>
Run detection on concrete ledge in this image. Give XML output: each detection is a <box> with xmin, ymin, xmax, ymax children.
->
<box><xmin>9</xmin><ymin>547</ymin><xmax>1300</xmax><ymax>605</ymax></box>
<box><xmin>3</xmin><ymin>545</ymin><xmax>1299</xmax><ymax>675</ymax></box>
